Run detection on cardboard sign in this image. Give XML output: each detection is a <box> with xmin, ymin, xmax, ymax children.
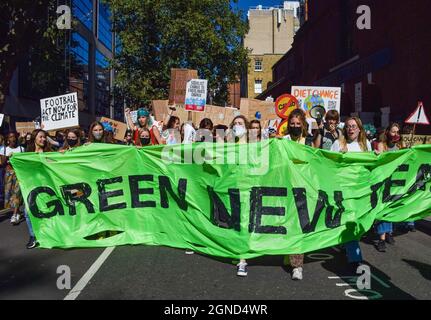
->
<box><xmin>168</xmin><ymin>69</ymin><xmax>198</xmax><ymax>105</ymax></box>
<box><xmin>291</xmin><ymin>86</ymin><xmax>341</xmax><ymax>116</ymax></box>
<box><xmin>40</xmin><ymin>92</ymin><xmax>79</xmax><ymax>131</ymax></box>
<box><xmin>100</xmin><ymin>117</ymin><xmax>128</xmax><ymax>141</ymax></box>
<box><xmin>401</xmin><ymin>134</ymin><xmax>431</xmax><ymax>146</ymax></box>
<box><xmin>15</xmin><ymin>122</ymin><xmax>35</xmax><ymax>135</ymax></box>
<box><xmin>185</xmin><ymin>79</ymin><xmax>208</xmax><ymax>112</ymax></box>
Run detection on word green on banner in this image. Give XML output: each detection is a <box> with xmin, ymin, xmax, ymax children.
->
<box><xmin>11</xmin><ymin>141</ymin><xmax>431</xmax><ymax>259</ymax></box>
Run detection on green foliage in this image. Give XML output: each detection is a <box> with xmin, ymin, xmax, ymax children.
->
<box><xmin>108</xmin><ymin>0</ymin><xmax>249</xmax><ymax>106</ymax></box>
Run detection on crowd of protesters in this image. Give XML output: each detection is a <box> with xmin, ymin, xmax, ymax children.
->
<box><xmin>0</xmin><ymin>105</ymin><xmax>418</xmax><ymax>280</ymax></box>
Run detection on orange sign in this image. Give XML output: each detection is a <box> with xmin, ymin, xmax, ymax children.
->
<box><xmin>277</xmin><ymin>119</ymin><xmax>289</xmax><ymax>136</ymax></box>
<box><xmin>275</xmin><ymin>94</ymin><xmax>298</xmax><ymax>119</ymax></box>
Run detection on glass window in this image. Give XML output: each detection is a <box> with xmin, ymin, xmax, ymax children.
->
<box><xmin>73</xmin><ymin>0</ymin><xmax>93</xmax><ymax>31</ymax></box>
<box><xmin>95</xmin><ymin>50</ymin><xmax>111</xmax><ymax>116</ymax></box>
<box><xmin>70</xmin><ymin>32</ymin><xmax>90</xmax><ymax>111</ymax></box>
<box><xmin>254</xmin><ymin>80</ymin><xmax>262</xmax><ymax>94</ymax></box>
<box><xmin>98</xmin><ymin>2</ymin><xmax>113</xmax><ymax>50</ymax></box>
<box><xmin>255</xmin><ymin>59</ymin><xmax>262</xmax><ymax>72</ymax></box>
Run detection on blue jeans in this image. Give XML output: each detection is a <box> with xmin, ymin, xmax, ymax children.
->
<box><xmin>345</xmin><ymin>241</ymin><xmax>363</xmax><ymax>263</ymax></box>
<box><xmin>376</xmin><ymin>222</ymin><xmax>393</xmax><ymax>235</ymax></box>
<box><xmin>24</xmin><ymin>209</ymin><xmax>34</xmax><ymax>238</ymax></box>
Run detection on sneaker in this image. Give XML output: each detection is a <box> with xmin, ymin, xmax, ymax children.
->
<box><xmin>407</xmin><ymin>225</ymin><xmax>416</xmax><ymax>232</ymax></box>
<box><xmin>376</xmin><ymin>240</ymin><xmax>386</xmax><ymax>252</ymax></box>
<box><xmin>291</xmin><ymin>267</ymin><xmax>303</xmax><ymax>280</ymax></box>
<box><xmin>185</xmin><ymin>250</ymin><xmax>194</xmax><ymax>255</ymax></box>
<box><xmin>26</xmin><ymin>237</ymin><xmax>38</xmax><ymax>249</ymax></box>
<box><xmin>236</xmin><ymin>262</ymin><xmax>248</xmax><ymax>277</ymax></box>
<box><xmin>385</xmin><ymin>234</ymin><xmax>395</xmax><ymax>245</ymax></box>
<box><xmin>10</xmin><ymin>214</ymin><xmax>17</xmax><ymax>225</ymax></box>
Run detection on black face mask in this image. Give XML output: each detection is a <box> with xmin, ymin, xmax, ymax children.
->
<box><xmin>290</xmin><ymin>127</ymin><xmax>302</xmax><ymax>137</ymax></box>
<box><xmin>140</xmin><ymin>137</ymin><xmax>150</xmax><ymax>146</ymax></box>
<box><xmin>67</xmin><ymin>139</ymin><xmax>78</xmax><ymax>147</ymax></box>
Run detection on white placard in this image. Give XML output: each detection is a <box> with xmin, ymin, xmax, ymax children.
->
<box><xmin>291</xmin><ymin>86</ymin><xmax>342</xmax><ymax>115</ymax></box>
<box><xmin>185</xmin><ymin>79</ymin><xmax>208</xmax><ymax>112</ymax></box>
<box><xmin>40</xmin><ymin>92</ymin><xmax>79</xmax><ymax>131</ymax></box>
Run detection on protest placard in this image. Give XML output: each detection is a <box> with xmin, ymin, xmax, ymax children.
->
<box><xmin>100</xmin><ymin>117</ymin><xmax>128</xmax><ymax>141</ymax></box>
<box><xmin>168</xmin><ymin>69</ymin><xmax>198</xmax><ymax>105</ymax></box>
<box><xmin>40</xmin><ymin>92</ymin><xmax>79</xmax><ymax>131</ymax></box>
<box><xmin>15</xmin><ymin>122</ymin><xmax>35</xmax><ymax>135</ymax></box>
<box><xmin>291</xmin><ymin>86</ymin><xmax>341</xmax><ymax>116</ymax></box>
<box><xmin>185</xmin><ymin>79</ymin><xmax>208</xmax><ymax>112</ymax></box>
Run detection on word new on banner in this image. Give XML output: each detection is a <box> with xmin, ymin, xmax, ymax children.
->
<box><xmin>40</xmin><ymin>92</ymin><xmax>79</xmax><ymax>131</ymax></box>
<box><xmin>11</xmin><ymin>141</ymin><xmax>431</xmax><ymax>258</ymax></box>
<box><xmin>185</xmin><ymin>79</ymin><xmax>208</xmax><ymax>112</ymax></box>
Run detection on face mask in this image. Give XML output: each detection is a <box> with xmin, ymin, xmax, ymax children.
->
<box><xmin>93</xmin><ymin>132</ymin><xmax>103</xmax><ymax>141</ymax></box>
<box><xmin>233</xmin><ymin>125</ymin><xmax>246</xmax><ymax>138</ymax></box>
<box><xmin>140</xmin><ymin>137</ymin><xmax>150</xmax><ymax>145</ymax></box>
<box><xmin>290</xmin><ymin>127</ymin><xmax>302</xmax><ymax>137</ymax></box>
<box><xmin>67</xmin><ymin>139</ymin><xmax>78</xmax><ymax>147</ymax></box>
<box><xmin>391</xmin><ymin>134</ymin><xmax>400</xmax><ymax>142</ymax></box>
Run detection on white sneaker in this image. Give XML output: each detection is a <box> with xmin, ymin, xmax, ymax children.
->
<box><xmin>185</xmin><ymin>250</ymin><xmax>194</xmax><ymax>255</ymax></box>
<box><xmin>236</xmin><ymin>262</ymin><xmax>248</xmax><ymax>277</ymax></box>
<box><xmin>10</xmin><ymin>214</ymin><xmax>17</xmax><ymax>224</ymax></box>
<box><xmin>292</xmin><ymin>267</ymin><xmax>303</xmax><ymax>280</ymax></box>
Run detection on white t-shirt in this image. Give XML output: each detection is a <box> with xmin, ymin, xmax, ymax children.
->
<box><xmin>331</xmin><ymin>140</ymin><xmax>372</xmax><ymax>152</ymax></box>
<box><xmin>182</xmin><ymin>122</ymin><xmax>196</xmax><ymax>144</ymax></box>
<box><xmin>4</xmin><ymin>146</ymin><xmax>25</xmax><ymax>157</ymax></box>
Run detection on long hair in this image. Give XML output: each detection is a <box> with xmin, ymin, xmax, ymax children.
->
<box><xmin>135</xmin><ymin>128</ymin><xmax>151</xmax><ymax>146</ymax></box>
<box><xmin>166</xmin><ymin>116</ymin><xmax>180</xmax><ymax>130</ymax></box>
<box><xmin>200</xmin><ymin>118</ymin><xmax>214</xmax><ymax>130</ymax></box>
<box><xmin>27</xmin><ymin>129</ymin><xmax>51</xmax><ymax>152</ymax></box>
<box><xmin>229</xmin><ymin>115</ymin><xmax>249</xmax><ymax>130</ymax></box>
<box><xmin>249</xmin><ymin>120</ymin><xmax>262</xmax><ymax>141</ymax></box>
<box><xmin>286</xmin><ymin>109</ymin><xmax>308</xmax><ymax>138</ymax></box>
<box><xmin>381</xmin><ymin>122</ymin><xmax>405</xmax><ymax>150</ymax></box>
<box><xmin>339</xmin><ymin>117</ymin><xmax>368</xmax><ymax>151</ymax></box>
<box><xmin>61</xmin><ymin>128</ymin><xmax>82</xmax><ymax>150</ymax></box>
<box><xmin>88</xmin><ymin>121</ymin><xmax>107</xmax><ymax>143</ymax></box>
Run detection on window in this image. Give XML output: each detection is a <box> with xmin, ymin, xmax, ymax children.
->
<box><xmin>95</xmin><ymin>50</ymin><xmax>111</xmax><ymax>116</ymax></box>
<box><xmin>70</xmin><ymin>32</ymin><xmax>90</xmax><ymax>111</ymax></box>
<box><xmin>255</xmin><ymin>59</ymin><xmax>262</xmax><ymax>72</ymax></box>
<box><xmin>254</xmin><ymin>80</ymin><xmax>262</xmax><ymax>94</ymax></box>
<box><xmin>73</xmin><ymin>0</ymin><xmax>93</xmax><ymax>31</ymax></box>
<box><xmin>98</xmin><ymin>2</ymin><xmax>113</xmax><ymax>50</ymax></box>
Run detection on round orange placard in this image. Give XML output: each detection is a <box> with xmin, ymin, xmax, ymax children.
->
<box><xmin>275</xmin><ymin>94</ymin><xmax>299</xmax><ymax>119</ymax></box>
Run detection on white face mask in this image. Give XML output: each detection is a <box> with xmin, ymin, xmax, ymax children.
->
<box><xmin>233</xmin><ymin>125</ymin><xmax>246</xmax><ymax>138</ymax></box>
<box><xmin>93</xmin><ymin>132</ymin><xmax>103</xmax><ymax>140</ymax></box>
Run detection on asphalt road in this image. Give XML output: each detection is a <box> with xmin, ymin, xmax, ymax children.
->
<box><xmin>1</xmin><ymin>212</ymin><xmax>430</xmax><ymax>300</ymax></box>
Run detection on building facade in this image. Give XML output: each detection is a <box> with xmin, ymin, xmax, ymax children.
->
<box><xmin>241</xmin><ymin>2</ymin><xmax>299</xmax><ymax>99</ymax></box>
<box><xmin>258</xmin><ymin>0</ymin><xmax>431</xmax><ymax>133</ymax></box>
<box><xmin>4</xmin><ymin>0</ymin><xmax>119</xmax><ymax>132</ymax></box>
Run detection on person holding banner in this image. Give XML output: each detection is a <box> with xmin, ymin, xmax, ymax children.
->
<box><xmin>125</xmin><ymin>108</ymin><xmax>161</xmax><ymax>145</ymax></box>
<box><xmin>282</xmin><ymin>109</ymin><xmax>314</xmax><ymax>148</ymax></box>
<box><xmin>331</xmin><ymin>117</ymin><xmax>370</xmax><ymax>270</ymax></box>
<box><xmin>228</xmin><ymin>115</ymin><xmax>249</xmax><ymax>144</ymax></box>
<box><xmin>60</xmin><ymin>129</ymin><xmax>82</xmax><ymax>152</ymax></box>
<box><xmin>25</xmin><ymin>129</ymin><xmax>52</xmax><ymax>249</ymax></box>
<box><xmin>374</xmin><ymin>123</ymin><xmax>406</xmax><ymax>252</ymax></box>
<box><xmin>248</xmin><ymin>120</ymin><xmax>262</xmax><ymax>143</ymax></box>
<box><xmin>136</xmin><ymin>128</ymin><xmax>152</xmax><ymax>147</ymax></box>
<box><xmin>87</xmin><ymin>122</ymin><xmax>111</xmax><ymax>144</ymax></box>
<box><xmin>196</xmin><ymin>118</ymin><xmax>214</xmax><ymax>143</ymax></box>
<box><xmin>314</xmin><ymin>110</ymin><xmax>342</xmax><ymax>150</ymax></box>
<box><xmin>1</xmin><ymin>132</ymin><xmax>25</xmax><ymax>225</ymax></box>
<box><xmin>161</xmin><ymin>116</ymin><xmax>181</xmax><ymax>145</ymax></box>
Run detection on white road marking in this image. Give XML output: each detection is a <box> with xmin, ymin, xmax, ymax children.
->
<box><xmin>64</xmin><ymin>246</ymin><xmax>115</xmax><ymax>300</ymax></box>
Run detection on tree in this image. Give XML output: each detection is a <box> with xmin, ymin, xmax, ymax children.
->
<box><xmin>108</xmin><ymin>0</ymin><xmax>249</xmax><ymax>106</ymax></box>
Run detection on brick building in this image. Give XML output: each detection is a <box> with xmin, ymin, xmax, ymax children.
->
<box><xmin>258</xmin><ymin>0</ymin><xmax>431</xmax><ymax>133</ymax></box>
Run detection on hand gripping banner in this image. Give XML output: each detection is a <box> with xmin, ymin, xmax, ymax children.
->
<box><xmin>11</xmin><ymin>141</ymin><xmax>431</xmax><ymax>259</ymax></box>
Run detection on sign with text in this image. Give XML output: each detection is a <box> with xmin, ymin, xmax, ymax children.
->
<box><xmin>100</xmin><ymin>117</ymin><xmax>128</xmax><ymax>141</ymax></box>
<box><xmin>185</xmin><ymin>79</ymin><xmax>208</xmax><ymax>112</ymax></box>
<box><xmin>291</xmin><ymin>86</ymin><xmax>341</xmax><ymax>117</ymax></box>
<box><xmin>15</xmin><ymin>122</ymin><xmax>35</xmax><ymax>135</ymax></box>
<box><xmin>40</xmin><ymin>92</ymin><xmax>79</xmax><ymax>131</ymax></box>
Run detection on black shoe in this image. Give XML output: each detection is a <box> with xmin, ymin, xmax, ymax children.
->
<box><xmin>26</xmin><ymin>237</ymin><xmax>38</xmax><ymax>249</ymax></box>
<box><xmin>347</xmin><ymin>261</ymin><xmax>363</xmax><ymax>275</ymax></box>
<box><xmin>376</xmin><ymin>240</ymin><xmax>386</xmax><ymax>252</ymax></box>
<box><xmin>385</xmin><ymin>234</ymin><xmax>395</xmax><ymax>245</ymax></box>
<box><xmin>407</xmin><ymin>225</ymin><xmax>416</xmax><ymax>232</ymax></box>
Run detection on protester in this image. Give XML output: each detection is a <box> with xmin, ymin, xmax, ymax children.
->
<box><xmin>60</xmin><ymin>128</ymin><xmax>82</xmax><ymax>152</ymax></box>
<box><xmin>136</xmin><ymin>128</ymin><xmax>152</xmax><ymax>147</ymax></box>
<box><xmin>314</xmin><ymin>110</ymin><xmax>342</xmax><ymax>150</ymax></box>
<box><xmin>248</xmin><ymin>120</ymin><xmax>262</xmax><ymax>143</ymax></box>
<box><xmin>331</xmin><ymin>117</ymin><xmax>370</xmax><ymax>271</ymax></box>
<box><xmin>101</xmin><ymin>122</ymin><xmax>115</xmax><ymax>144</ymax></box>
<box><xmin>267</xmin><ymin>127</ymin><xmax>277</xmax><ymax>139</ymax></box>
<box><xmin>125</xmin><ymin>107</ymin><xmax>162</xmax><ymax>145</ymax></box>
<box><xmin>87</xmin><ymin>121</ymin><xmax>111</xmax><ymax>144</ymax></box>
<box><xmin>123</xmin><ymin>129</ymin><xmax>135</xmax><ymax>146</ymax></box>
<box><xmin>1</xmin><ymin>132</ymin><xmax>25</xmax><ymax>225</ymax></box>
<box><xmin>213</xmin><ymin>124</ymin><xmax>228</xmax><ymax>143</ymax></box>
<box><xmin>282</xmin><ymin>109</ymin><xmax>314</xmax><ymax>147</ymax></box>
<box><xmin>228</xmin><ymin>115</ymin><xmax>249</xmax><ymax>144</ymax></box>
<box><xmin>196</xmin><ymin>118</ymin><xmax>214</xmax><ymax>143</ymax></box>
<box><xmin>161</xmin><ymin>116</ymin><xmax>181</xmax><ymax>145</ymax></box>
<box><xmin>25</xmin><ymin>129</ymin><xmax>52</xmax><ymax>248</ymax></box>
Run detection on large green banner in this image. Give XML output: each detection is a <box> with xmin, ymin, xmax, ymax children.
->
<box><xmin>11</xmin><ymin>140</ymin><xmax>431</xmax><ymax>258</ymax></box>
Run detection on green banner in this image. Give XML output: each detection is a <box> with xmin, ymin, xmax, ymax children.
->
<box><xmin>11</xmin><ymin>140</ymin><xmax>431</xmax><ymax>259</ymax></box>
